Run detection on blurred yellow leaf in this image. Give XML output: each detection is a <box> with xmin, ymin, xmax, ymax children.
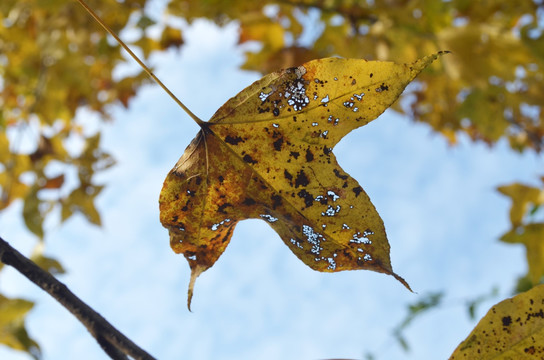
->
<box><xmin>159</xmin><ymin>26</ymin><xmax>183</xmax><ymax>50</ymax></box>
<box><xmin>498</xmin><ymin>183</ymin><xmax>544</xmax><ymax>227</ymax></box>
<box><xmin>62</xmin><ymin>185</ymin><xmax>103</xmax><ymax>226</ymax></box>
<box><xmin>166</xmin><ymin>0</ymin><xmax>544</xmax><ymax>151</ymax></box>
<box><xmin>22</xmin><ymin>186</ymin><xmax>45</xmax><ymax>239</ymax></box>
<box><xmin>501</xmin><ymin>224</ymin><xmax>544</xmax><ymax>285</ymax></box>
<box><xmin>0</xmin><ymin>295</ymin><xmax>40</xmax><ymax>359</ymax></box>
<box><xmin>30</xmin><ymin>242</ymin><xmax>66</xmax><ymax>275</ymax></box>
<box><xmin>0</xmin><ymin>0</ymin><xmax>147</xmax><ymax>236</ymax></box>
<box><xmin>240</xmin><ymin>17</ymin><xmax>285</xmax><ymax>51</ymax></box>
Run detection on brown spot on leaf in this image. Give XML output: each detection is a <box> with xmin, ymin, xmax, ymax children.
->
<box><xmin>243</xmin><ymin>154</ymin><xmax>258</xmax><ymax>164</ymax></box>
<box><xmin>526</xmin><ymin>309</ymin><xmax>544</xmax><ymax>321</ymax></box>
<box><xmin>502</xmin><ymin>316</ymin><xmax>512</xmax><ymax>327</ymax></box>
<box><xmin>284</xmin><ymin>169</ymin><xmax>293</xmax><ymax>181</ymax></box>
<box><xmin>242</xmin><ymin>197</ymin><xmax>256</xmax><ymax>206</ymax></box>
<box><xmin>218</xmin><ymin>203</ymin><xmax>233</xmax><ymax>214</ymax></box>
<box><xmin>273</xmin><ymin>137</ymin><xmax>284</xmax><ymax>151</ymax></box>
<box><xmin>225</xmin><ymin>135</ymin><xmax>244</xmax><ymax>145</ymax></box>
<box><xmin>290</xmin><ymin>151</ymin><xmax>300</xmax><ymax>159</ymax></box>
<box><xmin>271</xmin><ymin>194</ymin><xmax>282</xmax><ymax>209</ymax></box>
<box><xmin>333</xmin><ymin>169</ymin><xmax>348</xmax><ymax>180</ymax></box>
<box><xmin>297</xmin><ymin>189</ymin><xmax>314</xmax><ymax>208</ymax></box>
<box><xmin>353</xmin><ymin>186</ymin><xmax>363</xmax><ymax>197</ymax></box>
<box><xmin>295</xmin><ymin>170</ymin><xmax>310</xmax><ymax>188</ymax></box>
<box><xmin>376</xmin><ymin>83</ymin><xmax>389</xmax><ymax>92</ymax></box>
<box><xmin>305</xmin><ymin>148</ymin><xmax>314</xmax><ymax>162</ymax></box>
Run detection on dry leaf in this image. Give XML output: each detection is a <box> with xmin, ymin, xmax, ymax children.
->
<box><xmin>159</xmin><ymin>52</ymin><xmax>447</xmax><ymax>308</ymax></box>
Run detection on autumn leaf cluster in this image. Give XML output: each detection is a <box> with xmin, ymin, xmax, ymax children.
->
<box><xmin>169</xmin><ymin>0</ymin><xmax>544</xmax><ymax>151</ymax></box>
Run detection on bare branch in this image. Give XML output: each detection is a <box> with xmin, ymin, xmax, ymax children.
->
<box><xmin>0</xmin><ymin>236</ymin><xmax>156</xmax><ymax>360</ymax></box>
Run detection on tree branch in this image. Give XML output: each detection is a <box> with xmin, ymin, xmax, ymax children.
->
<box><xmin>0</xmin><ymin>236</ymin><xmax>156</xmax><ymax>360</ymax></box>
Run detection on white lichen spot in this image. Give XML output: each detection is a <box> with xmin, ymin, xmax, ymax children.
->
<box><xmin>321</xmin><ymin>95</ymin><xmax>330</xmax><ymax>104</ymax></box>
<box><xmin>322</xmin><ymin>205</ymin><xmax>341</xmax><ymax>217</ymax></box>
<box><xmin>290</xmin><ymin>238</ymin><xmax>304</xmax><ymax>249</ymax></box>
<box><xmin>295</xmin><ymin>65</ymin><xmax>307</xmax><ymax>78</ymax></box>
<box><xmin>313</xmin><ymin>94</ymin><xmax>318</xmax><ymax>100</ymax></box>
<box><xmin>334</xmin><ymin>77</ymin><xmax>338</xmax><ymax>81</ymax></box>
<box><xmin>350</xmin><ymin>230</ymin><xmax>373</xmax><ymax>244</ymax></box>
<box><xmin>326</xmin><ymin>257</ymin><xmax>337</xmax><ymax>270</ymax></box>
<box><xmin>259</xmin><ymin>90</ymin><xmax>273</xmax><ymax>102</ymax></box>
<box><xmin>302</xmin><ymin>224</ymin><xmax>324</xmax><ymax>255</ymax></box>
<box><xmin>321</xmin><ymin>130</ymin><xmax>329</xmax><ymax>138</ymax></box>
<box><xmin>187</xmin><ymin>254</ymin><xmax>197</xmax><ymax>261</ymax></box>
<box><xmin>272</xmin><ymin>123</ymin><xmax>279</xmax><ymax>128</ymax></box>
<box><xmin>333</xmin><ymin>118</ymin><xmax>339</xmax><ymax>126</ymax></box>
<box><xmin>342</xmin><ymin>223</ymin><xmax>350</xmax><ymax>230</ymax></box>
<box><xmin>357</xmin><ymin>248</ymin><xmax>364</xmax><ymax>253</ymax></box>
<box><xmin>322</xmin><ymin>224</ymin><xmax>327</xmax><ymax>229</ymax></box>
<box><xmin>363</xmin><ymin>254</ymin><xmax>372</xmax><ymax>261</ymax></box>
<box><xmin>286</xmin><ymin>79</ymin><xmax>310</xmax><ymax>111</ymax></box>
<box><xmin>327</xmin><ymin>190</ymin><xmax>340</xmax><ymax>201</ymax></box>
<box><xmin>260</xmin><ymin>214</ymin><xmax>278</xmax><ymax>223</ymax></box>
<box><xmin>353</xmin><ymin>107</ymin><xmax>359</xmax><ymax>112</ymax></box>
<box><xmin>343</xmin><ymin>101</ymin><xmax>354</xmax><ymax>108</ymax></box>
<box><xmin>315</xmin><ymin>195</ymin><xmax>324</xmax><ymax>202</ymax></box>
<box><xmin>314</xmin><ymin>256</ymin><xmax>337</xmax><ymax>270</ymax></box>
<box><xmin>312</xmin><ymin>122</ymin><xmax>319</xmax><ymax>127</ymax></box>
<box><xmin>327</xmin><ymin>115</ymin><xmax>334</xmax><ymax>122</ymax></box>
<box><xmin>211</xmin><ymin>218</ymin><xmax>231</xmax><ymax>231</ymax></box>
<box><xmin>354</xmin><ymin>92</ymin><xmax>365</xmax><ymax>101</ymax></box>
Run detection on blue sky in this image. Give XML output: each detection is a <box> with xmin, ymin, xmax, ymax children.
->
<box><xmin>1</xmin><ymin>13</ymin><xmax>544</xmax><ymax>360</ymax></box>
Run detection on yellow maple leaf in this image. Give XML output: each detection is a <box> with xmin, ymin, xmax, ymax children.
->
<box><xmin>159</xmin><ymin>52</ymin><xmax>447</xmax><ymax>308</ymax></box>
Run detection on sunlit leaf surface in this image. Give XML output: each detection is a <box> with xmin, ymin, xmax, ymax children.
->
<box><xmin>160</xmin><ymin>52</ymin><xmax>446</xmax><ymax>308</ymax></box>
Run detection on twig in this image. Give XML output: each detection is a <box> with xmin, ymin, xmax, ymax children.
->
<box><xmin>0</xmin><ymin>236</ymin><xmax>156</xmax><ymax>360</ymax></box>
<box><xmin>74</xmin><ymin>0</ymin><xmax>204</xmax><ymax>127</ymax></box>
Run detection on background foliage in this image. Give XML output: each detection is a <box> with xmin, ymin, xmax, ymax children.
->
<box><xmin>1</xmin><ymin>0</ymin><xmax>543</xmax><ymax>358</ymax></box>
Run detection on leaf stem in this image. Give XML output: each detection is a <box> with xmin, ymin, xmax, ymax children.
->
<box><xmin>75</xmin><ymin>0</ymin><xmax>205</xmax><ymax>127</ymax></box>
<box><xmin>0</xmin><ymin>236</ymin><xmax>157</xmax><ymax>360</ymax></box>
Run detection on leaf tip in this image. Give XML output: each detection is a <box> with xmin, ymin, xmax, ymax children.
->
<box><xmin>187</xmin><ymin>264</ymin><xmax>205</xmax><ymax>311</ymax></box>
<box><xmin>393</xmin><ymin>272</ymin><xmax>414</xmax><ymax>293</ymax></box>
<box><xmin>410</xmin><ymin>51</ymin><xmax>451</xmax><ymax>78</ymax></box>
